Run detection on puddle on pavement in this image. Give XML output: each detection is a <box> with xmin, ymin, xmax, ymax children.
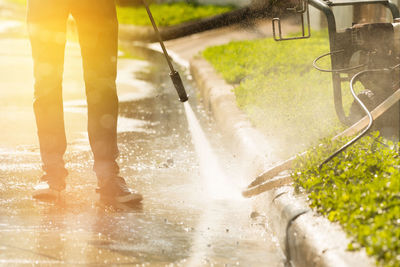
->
<box><xmin>0</xmin><ymin>43</ymin><xmax>284</xmax><ymax>266</ymax></box>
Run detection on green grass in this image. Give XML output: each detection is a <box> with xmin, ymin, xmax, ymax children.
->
<box><xmin>117</xmin><ymin>3</ymin><xmax>233</xmax><ymax>27</ymax></box>
<box><xmin>5</xmin><ymin>0</ymin><xmax>26</xmax><ymax>5</ymax></box>
<box><xmin>203</xmin><ymin>30</ymin><xmax>351</xmax><ymax>155</ymax></box>
<box><xmin>292</xmin><ymin>133</ymin><xmax>400</xmax><ymax>267</ymax></box>
<box><xmin>5</xmin><ymin>0</ymin><xmax>233</xmax><ymax>27</ymax></box>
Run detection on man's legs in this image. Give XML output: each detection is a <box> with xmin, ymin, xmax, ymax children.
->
<box><xmin>71</xmin><ymin>0</ymin><xmax>142</xmax><ymax>203</ymax></box>
<box><xmin>28</xmin><ymin>0</ymin><xmax>69</xmax><ymax>194</ymax></box>
<box><xmin>71</xmin><ymin>0</ymin><xmax>119</xmax><ymax>180</ymax></box>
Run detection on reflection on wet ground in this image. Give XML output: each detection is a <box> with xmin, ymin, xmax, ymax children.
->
<box><xmin>0</xmin><ymin>39</ymin><xmax>284</xmax><ymax>265</ymax></box>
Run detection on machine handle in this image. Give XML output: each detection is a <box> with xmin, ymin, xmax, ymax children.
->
<box><xmin>272</xmin><ymin>0</ymin><xmax>311</xmax><ymax>41</ymax></box>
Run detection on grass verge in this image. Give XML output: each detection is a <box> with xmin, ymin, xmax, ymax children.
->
<box><xmin>5</xmin><ymin>0</ymin><xmax>233</xmax><ymax>27</ymax></box>
<box><xmin>203</xmin><ymin>31</ymin><xmax>399</xmax><ymax>266</ymax></box>
<box><xmin>4</xmin><ymin>0</ymin><xmax>26</xmax><ymax>5</ymax></box>
<box><xmin>117</xmin><ymin>3</ymin><xmax>233</xmax><ymax>27</ymax></box>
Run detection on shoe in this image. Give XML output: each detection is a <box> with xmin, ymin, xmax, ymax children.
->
<box><xmin>32</xmin><ymin>175</ymin><xmax>66</xmax><ymax>201</ymax></box>
<box><xmin>33</xmin><ymin>181</ymin><xmax>65</xmax><ymax>201</ymax></box>
<box><xmin>96</xmin><ymin>176</ymin><xmax>143</xmax><ymax>204</ymax></box>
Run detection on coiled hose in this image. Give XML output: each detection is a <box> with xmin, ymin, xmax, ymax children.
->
<box><xmin>312</xmin><ymin>50</ymin><xmax>365</xmax><ymax>73</ymax></box>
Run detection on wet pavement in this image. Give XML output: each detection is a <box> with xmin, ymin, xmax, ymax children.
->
<box><xmin>0</xmin><ymin>21</ymin><xmax>285</xmax><ymax>265</ymax></box>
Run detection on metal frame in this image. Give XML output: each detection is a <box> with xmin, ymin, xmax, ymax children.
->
<box><xmin>309</xmin><ymin>0</ymin><xmax>400</xmax><ymax>124</ymax></box>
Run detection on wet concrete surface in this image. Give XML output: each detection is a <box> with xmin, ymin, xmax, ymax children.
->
<box><xmin>0</xmin><ymin>23</ymin><xmax>285</xmax><ymax>265</ymax></box>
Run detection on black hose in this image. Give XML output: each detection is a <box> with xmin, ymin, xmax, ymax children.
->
<box><xmin>318</xmin><ymin>69</ymin><xmax>388</xmax><ymax>169</ymax></box>
<box><xmin>313</xmin><ymin>50</ymin><xmax>365</xmax><ymax>73</ymax></box>
<box><xmin>318</xmin><ymin>61</ymin><xmax>400</xmax><ymax>169</ymax></box>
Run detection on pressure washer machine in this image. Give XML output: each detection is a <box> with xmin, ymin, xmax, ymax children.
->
<box><xmin>274</xmin><ymin>0</ymin><xmax>400</xmax><ymax>138</ymax></box>
<box><xmin>242</xmin><ymin>0</ymin><xmax>400</xmax><ymax>197</ymax></box>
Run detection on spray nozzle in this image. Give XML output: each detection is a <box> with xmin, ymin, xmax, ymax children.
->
<box><xmin>170</xmin><ymin>71</ymin><xmax>189</xmax><ymax>102</ymax></box>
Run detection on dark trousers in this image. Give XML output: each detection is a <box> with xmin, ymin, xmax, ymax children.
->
<box><xmin>28</xmin><ymin>0</ymin><xmax>120</xmax><ymax>181</ymax></box>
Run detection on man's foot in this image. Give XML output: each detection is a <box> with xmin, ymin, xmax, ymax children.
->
<box><xmin>96</xmin><ymin>176</ymin><xmax>143</xmax><ymax>205</ymax></box>
<box><xmin>33</xmin><ymin>181</ymin><xmax>65</xmax><ymax>202</ymax></box>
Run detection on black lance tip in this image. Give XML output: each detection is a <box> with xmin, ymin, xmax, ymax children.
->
<box><xmin>170</xmin><ymin>70</ymin><xmax>189</xmax><ymax>102</ymax></box>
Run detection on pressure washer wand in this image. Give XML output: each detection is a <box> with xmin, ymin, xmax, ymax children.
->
<box><xmin>142</xmin><ymin>0</ymin><xmax>189</xmax><ymax>102</ymax></box>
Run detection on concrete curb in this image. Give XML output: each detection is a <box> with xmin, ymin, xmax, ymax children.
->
<box><xmin>189</xmin><ymin>57</ymin><xmax>376</xmax><ymax>267</ymax></box>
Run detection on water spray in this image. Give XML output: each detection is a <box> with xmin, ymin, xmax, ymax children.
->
<box><xmin>142</xmin><ymin>0</ymin><xmax>239</xmax><ymax>198</ymax></box>
<box><xmin>143</xmin><ymin>0</ymin><xmax>188</xmax><ymax>102</ymax></box>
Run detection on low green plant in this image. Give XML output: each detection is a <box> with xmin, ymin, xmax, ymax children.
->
<box><xmin>203</xmin><ymin>30</ymin><xmax>349</xmax><ymax>156</ymax></box>
<box><xmin>117</xmin><ymin>3</ymin><xmax>233</xmax><ymax>27</ymax></box>
<box><xmin>292</xmin><ymin>133</ymin><xmax>400</xmax><ymax>267</ymax></box>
